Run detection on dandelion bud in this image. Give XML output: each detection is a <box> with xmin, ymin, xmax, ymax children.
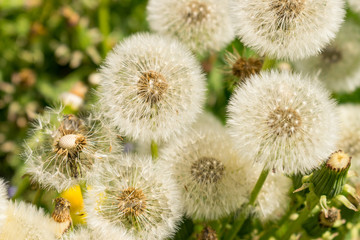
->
<box><xmin>229</xmin><ymin>0</ymin><xmax>345</xmax><ymax>60</ymax></box>
<box><xmin>198</xmin><ymin>226</ymin><xmax>218</xmax><ymax>240</ymax></box>
<box><xmin>227</xmin><ymin>71</ymin><xmax>338</xmax><ymax>174</ymax></box>
<box><xmin>52</xmin><ymin>197</ymin><xmax>72</xmax><ymax>238</ymax></box>
<box><xmin>147</xmin><ymin>0</ymin><xmax>234</xmax><ymax>54</ymax></box>
<box><xmin>98</xmin><ymin>33</ymin><xmax>206</xmax><ymax>143</ymax></box>
<box><xmin>319</xmin><ymin>207</ymin><xmax>341</xmax><ymax>228</ymax></box>
<box><xmin>303</xmin><ymin>207</ymin><xmax>341</xmax><ymax>237</ymax></box>
<box><xmin>312</xmin><ymin>150</ymin><xmax>351</xmax><ymax>199</ymax></box>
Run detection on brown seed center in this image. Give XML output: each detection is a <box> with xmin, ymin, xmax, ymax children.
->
<box><xmin>232</xmin><ymin>58</ymin><xmax>263</xmax><ymax>81</ymax></box>
<box><xmin>137</xmin><ymin>70</ymin><xmax>168</xmax><ymax>105</ymax></box>
<box><xmin>191</xmin><ymin>157</ymin><xmax>225</xmax><ymax>184</ymax></box>
<box><xmin>185</xmin><ymin>1</ymin><xmax>210</xmax><ymax>24</ymax></box>
<box><xmin>321</xmin><ymin>46</ymin><xmax>342</xmax><ymax>64</ymax></box>
<box><xmin>267</xmin><ymin>107</ymin><xmax>302</xmax><ymax>137</ymax></box>
<box><xmin>270</xmin><ymin>0</ymin><xmax>305</xmax><ymax>30</ymax></box>
<box><xmin>117</xmin><ymin>187</ymin><xmax>146</xmax><ymax>217</ymax></box>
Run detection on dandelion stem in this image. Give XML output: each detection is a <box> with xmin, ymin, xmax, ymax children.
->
<box><xmin>32</xmin><ymin>188</ymin><xmax>44</xmax><ymax>206</ymax></box>
<box><xmin>98</xmin><ymin>0</ymin><xmax>110</xmax><ymax>58</ymax></box>
<box><xmin>226</xmin><ymin>167</ymin><xmax>270</xmax><ymax>240</ymax></box>
<box><xmin>278</xmin><ymin>190</ymin><xmax>319</xmax><ymax>239</ymax></box>
<box><xmin>261</xmin><ymin>56</ymin><xmax>276</xmax><ymax>71</ymax></box>
<box><xmin>11</xmin><ymin>176</ymin><xmax>30</xmax><ymax>200</ymax></box>
<box><xmin>151</xmin><ymin>140</ymin><xmax>158</xmax><ymax>160</ymax></box>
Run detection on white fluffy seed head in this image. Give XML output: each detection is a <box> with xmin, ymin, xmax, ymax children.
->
<box><xmin>0</xmin><ymin>179</ymin><xmax>8</xmax><ymax>228</ymax></box>
<box><xmin>337</xmin><ymin>104</ymin><xmax>360</xmax><ymax>172</ymax></box>
<box><xmin>227</xmin><ymin>71</ymin><xmax>338</xmax><ymax>174</ymax></box>
<box><xmin>84</xmin><ymin>154</ymin><xmax>183</xmax><ymax>240</ymax></box>
<box><xmin>97</xmin><ymin>33</ymin><xmax>206</xmax><ymax>143</ymax></box>
<box><xmin>24</xmin><ymin>107</ymin><xmax>121</xmax><ymax>192</ymax></box>
<box><xmin>0</xmin><ymin>201</ymin><xmax>57</xmax><ymax>240</ymax></box>
<box><xmin>147</xmin><ymin>0</ymin><xmax>234</xmax><ymax>54</ymax></box>
<box><xmin>161</xmin><ymin>113</ymin><xmax>249</xmax><ymax>220</ymax></box>
<box><xmin>61</xmin><ymin>227</ymin><xmax>108</xmax><ymax>240</ymax></box>
<box><xmin>294</xmin><ymin>20</ymin><xmax>360</xmax><ymax>93</ymax></box>
<box><xmin>229</xmin><ymin>0</ymin><xmax>345</xmax><ymax>60</ymax></box>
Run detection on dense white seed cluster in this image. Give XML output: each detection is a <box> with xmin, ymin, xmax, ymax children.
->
<box><xmin>227</xmin><ymin>71</ymin><xmax>338</xmax><ymax>174</ymax></box>
<box><xmin>229</xmin><ymin>0</ymin><xmax>345</xmax><ymax>60</ymax></box>
<box><xmin>25</xmin><ymin>108</ymin><xmax>119</xmax><ymax>192</ymax></box>
<box><xmin>84</xmin><ymin>154</ymin><xmax>182</xmax><ymax>240</ymax></box>
<box><xmin>98</xmin><ymin>33</ymin><xmax>206</xmax><ymax>143</ymax></box>
<box><xmin>162</xmin><ymin>114</ymin><xmax>249</xmax><ymax>220</ymax></box>
<box><xmin>0</xmin><ymin>201</ymin><xmax>57</xmax><ymax>240</ymax></box>
<box><xmin>147</xmin><ymin>0</ymin><xmax>234</xmax><ymax>54</ymax></box>
<box><xmin>294</xmin><ymin>20</ymin><xmax>360</xmax><ymax>93</ymax></box>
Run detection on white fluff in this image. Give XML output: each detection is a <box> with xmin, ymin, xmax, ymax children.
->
<box><xmin>227</xmin><ymin>71</ymin><xmax>338</xmax><ymax>174</ymax></box>
<box><xmin>294</xmin><ymin>20</ymin><xmax>360</xmax><ymax>93</ymax></box>
<box><xmin>0</xmin><ymin>201</ymin><xmax>56</xmax><ymax>240</ymax></box>
<box><xmin>147</xmin><ymin>0</ymin><xmax>234</xmax><ymax>54</ymax></box>
<box><xmin>84</xmin><ymin>154</ymin><xmax>183</xmax><ymax>240</ymax></box>
<box><xmin>229</xmin><ymin>0</ymin><xmax>345</xmax><ymax>60</ymax></box>
<box><xmin>0</xmin><ymin>179</ymin><xmax>8</xmax><ymax>228</ymax></box>
<box><xmin>98</xmin><ymin>33</ymin><xmax>206</xmax><ymax>143</ymax></box>
<box><xmin>161</xmin><ymin>114</ymin><xmax>249</xmax><ymax>220</ymax></box>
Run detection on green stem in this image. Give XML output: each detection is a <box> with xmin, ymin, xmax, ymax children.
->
<box><xmin>32</xmin><ymin>188</ymin><xmax>44</xmax><ymax>206</ymax></box>
<box><xmin>225</xmin><ymin>168</ymin><xmax>270</xmax><ymax>240</ymax></box>
<box><xmin>98</xmin><ymin>0</ymin><xmax>110</xmax><ymax>58</ymax></box>
<box><xmin>279</xmin><ymin>191</ymin><xmax>318</xmax><ymax>240</ymax></box>
<box><xmin>151</xmin><ymin>140</ymin><xmax>158</xmax><ymax>160</ymax></box>
<box><xmin>11</xmin><ymin>176</ymin><xmax>30</xmax><ymax>200</ymax></box>
<box><xmin>261</xmin><ymin>56</ymin><xmax>276</xmax><ymax>71</ymax></box>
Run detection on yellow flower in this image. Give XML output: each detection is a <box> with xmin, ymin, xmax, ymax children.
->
<box><xmin>60</xmin><ymin>185</ymin><xmax>86</xmax><ymax>224</ymax></box>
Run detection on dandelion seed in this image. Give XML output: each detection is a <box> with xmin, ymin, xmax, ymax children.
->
<box><xmin>227</xmin><ymin>71</ymin><xmax>338</xmax><ymax>174</ymax></box>
<box><xmin>84</xmin><ymin>154</ymin><xmax>182</xmax><ymax>240</ymax></box>
<box><xmin>98</xmin><ymin>33</ymin><xmax>206</xmax><ymax>143</ymax></box>
<box><xmin>25</xmin><ymin>107</ymin><xmax>120</xmax><ymax>192</ymax></box>
<box><xmin>294</xmin><ymin>20</ymin><xmax>360</xmax><ymax>93</ymax></box>
<box><xmin>147</xmin><ymin>0</ymin><xmax>234</xmax><ymax>54</ymax></box>
<box><xmin>229</xmin><ymin>0</ymin><xmax>345</xmax><ymax>60</ymax></box>
<box><xmin>52</xmin><ymin>197</ymin><xmax>72</xmax><ymax>238</ymax></box>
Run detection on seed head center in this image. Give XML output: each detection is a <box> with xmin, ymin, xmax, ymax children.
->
<box><xmin>185</xmin><ymin>1</ymin><xmax>210</xmax><ymax>24</ymax></box>
<box><xmin>137</xmin><ymin>70</ymin><xmax>168</xmax><ymax>105</ymax></box>
<box><xmin>191</xmin><ymin>157</ymin><xmax>225</xmax><ymax>184</ymax></box>
<box><xmin>267</xmin><ymin>107</ymin><xmax>302</xmax><ymax>137</ymax></box>
<box><xmin>117</xmin><ymin>187</ymin><xmax>146</xmax><ymax>217</ymax></box>
<box><xmin>270</xmin><ymin>0</ymin><xmax>305</xmax><ymax>30</ymax></box>
<box><xmin>321</xmin><ymin>46</ymin><xmax>342</xmax><ymax>64</ymax></box>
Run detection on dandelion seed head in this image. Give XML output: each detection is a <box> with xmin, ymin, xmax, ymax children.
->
<box><xmin>294</xmin><ymin>20</ymin><xmax>360</xmax><ymax>93</ymax></box>
<box><xmin>147</xmin><ymin>0</ymin><xmax>234</xmax><ymax>54</ymax></box>
<box><xmin>0</xmin><ymin>179</ymin><xmax>8</xmax><ymax>228</ymax></box>
<box><xmin>98</xmin><ymin>33</ymin><xmax>206</xmax><ymax>143</ymax></box>
<box><xmin>227</xmin><ymin>71</ymin><xmax>338</xmax><ymax>174</ymax></box>
<box><xmin>229</xmin><ymin>0</ymin><xmax>345</xmax><ymax>60</ymax></box>
<box><xmin>84</xmin><ymin>154</ymin><xmax>182</xmax><ymax>240</ymax></box>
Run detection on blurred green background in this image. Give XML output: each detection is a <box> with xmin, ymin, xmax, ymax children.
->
<box><xmin>0</xmin><ymin>0</ymin><xmax>149</xmax><ymax>187</ymax></box>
